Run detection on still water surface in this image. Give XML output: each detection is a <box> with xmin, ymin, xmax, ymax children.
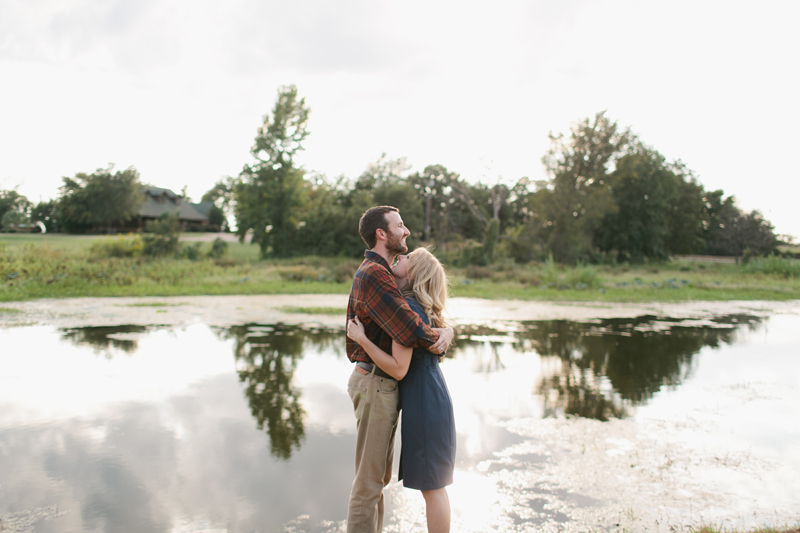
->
<box><xmin>1</xmin><ymin>312</ymin><xmax>799</xmax><ymax>532</ymax></box>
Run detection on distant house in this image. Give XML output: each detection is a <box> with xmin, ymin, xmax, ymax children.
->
<box><xmin>137</xmin><ymin>186</ymin><xmax>210</xmax><ymax>231</ymax></box>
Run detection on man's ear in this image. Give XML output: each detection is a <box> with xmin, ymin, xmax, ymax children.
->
<box><xmin>375</xmin><ymin>228</ymin><xmax>387</xmax><ymax>242</ymax></box>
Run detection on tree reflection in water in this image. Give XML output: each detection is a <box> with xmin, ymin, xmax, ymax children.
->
<box><xmin>215</xmin><ymin>324</ymin><xmax>342</xmax><ymax>460</ymax></box>
<box><xmin>60</xmin><ymin>325</ymin><xmax>149</xmax><ymax>357</ymax></box>
<box><xmin>515</xmin><ymin>314</ymin><xmax>764</xmax><ymax>420</ymax></box>
<box><xmin>55</xmin><ymin>313</ymin><xmax>765</xmax><ymax>462</ymax></box>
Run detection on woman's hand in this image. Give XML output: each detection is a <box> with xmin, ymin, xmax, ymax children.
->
<box><xmin>347</xmin><ymin>316</ymin><xmax>367</xmax><ymax>345</ymax></box>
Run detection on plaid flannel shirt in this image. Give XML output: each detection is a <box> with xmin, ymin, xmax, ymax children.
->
<box><xmin>346</xmin><ymin>250</ymin><xmax>440</xmax><ymax>364</ymax></box>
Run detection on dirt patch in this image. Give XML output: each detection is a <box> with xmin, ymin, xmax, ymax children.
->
<box><xmin>1</xmin><ymin>296</ymin><xmax>798</xmax><ymax>329</ymax></box>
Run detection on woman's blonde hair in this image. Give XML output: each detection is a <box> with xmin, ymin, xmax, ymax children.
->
<box><xmin>402</xmin><ymin>248</ymin><xmax>448</xmax><ymax>328</ymax></box>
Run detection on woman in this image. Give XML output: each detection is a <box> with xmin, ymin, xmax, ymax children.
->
<box><xmin>347</xmin><ymin>247</ymin><xmax>455</xmax><ymax>533</ymax></box>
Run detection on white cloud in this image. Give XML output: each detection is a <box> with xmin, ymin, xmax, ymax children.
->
<box><xmin>1</xmin><ymin>0</ymin><xmax>798</xmax><ymax>236</ymax></box>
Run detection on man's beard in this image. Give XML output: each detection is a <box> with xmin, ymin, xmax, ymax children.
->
<box><xmin>386</xmin><ymin>231</ymin><xmax>408</xmax><ymax>255</ymax></box>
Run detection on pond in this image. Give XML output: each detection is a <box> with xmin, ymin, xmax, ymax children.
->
<box><xmin>1</xmin><ymin>303</ymin><xmax>799</xmax><ymax>532</ymax></box>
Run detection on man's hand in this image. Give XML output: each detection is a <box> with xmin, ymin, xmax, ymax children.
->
<box><xmin>347</xmin><ymin>316</ymin><xmax>367</xmax><ymax>345</ymax></box>
<box><xmin>430</xmin><ymin>326</ymin><xmax>454</xmax><ymax>354</ymax></box>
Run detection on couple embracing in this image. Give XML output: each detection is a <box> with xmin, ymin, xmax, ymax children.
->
<box><xmin>345</xmin><ymin>206</ymin><xmax>456</xmax><ymax>533</ymax></box>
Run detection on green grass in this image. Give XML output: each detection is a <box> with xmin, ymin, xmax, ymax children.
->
<box><xmin>0</xmin><ymin>306</ymin><xmax>21</xmax><ymax>313</ymax></box>
<box><xmin>692</xmin><ymin>525</ymin><xmax>799</xmax><ymax>533</ymax></box>
<box><xmin>0</xmin><ymin>233</ymin><xmax>103</xmax><ymax>252</ymax></box>
<box><xmin>741</xmin><ymin>255</ymin><xmax>800</xmax><ymax>278</ymax></box>
<box><xmin>119</xmin><ymin>302</ymin><xmax>188</xmax><ymax>307</ymax></box>
<box><xmin>449</xmin><ymin>260</ymin><xmax>800</xmax><ymax>302</ymax></box>
<box><xmin>0</xmin><ymin>236</ymin><xmax>355</xmax><ymax>302</ymax></box>
<box><xmin>277</xmin><ymin>306</ymin><xmax>346</xmax><ymax>315</ymax></box>
<box><xmin>2</xmin><ymin>234</ymin><xmax>800</xmax><ymax>302</ymax></box>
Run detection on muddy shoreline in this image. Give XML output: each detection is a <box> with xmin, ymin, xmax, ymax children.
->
<box><xmin>2</xmin><ymin>294</ymin><xmax>799</xmax><ymax>329</ymax></box>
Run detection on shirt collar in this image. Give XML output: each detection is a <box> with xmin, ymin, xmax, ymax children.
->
<box><xmin>364</xmin><ymin>250</ymin><xmax>392</xmax><ymax>271</ymax></box>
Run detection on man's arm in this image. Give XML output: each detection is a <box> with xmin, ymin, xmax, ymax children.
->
<box><xmin>362</xmin><ymin>267</ymin><xmax>440</xmax><ymax>350</ymax></box>
<box><xmin>430</xmin><ymin>326</ymin><xmax>454</xmax><ymax>354</ymax></box>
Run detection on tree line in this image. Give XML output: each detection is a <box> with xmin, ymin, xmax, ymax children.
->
<box><xmin>0</xmin><ymin>85</ymin><xmax>783</xmax><ymax>264</ymax></box>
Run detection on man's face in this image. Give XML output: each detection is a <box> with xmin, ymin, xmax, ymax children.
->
<box><xmin>383</xmin><ymin>211</ymin><xmax>410</xmax><ymax>256</ymax></box>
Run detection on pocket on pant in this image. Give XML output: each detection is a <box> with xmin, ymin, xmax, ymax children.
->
<box><xmin>379</xmin><ymin>379</ymin><xmax>398</xmax><ymax>393</ymax></box>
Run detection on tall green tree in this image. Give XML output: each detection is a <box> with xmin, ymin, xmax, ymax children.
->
<box><xmin>58</xmin><ymin>165</ymin><xmax>143</xmax><ymax>233</ymax></box>
<box><xmin>290</xmin><ymin>174</ymin><xmax>364</xmax><ymax>257</ymax></box>
<box><xmin>407</xmin><ymin>164</ymin><xmax>465</xmax><ymax>243</ymax></box>
<box><xmin>538</xmin><ymin>111</ymin><xmax>631</xmax><ymax>262</ymax></box>
<box><xmin>360</xmin><ymin>155</ymin><xmax>425</xmax><ymax>247</ymax></box>
<box><xmin>595</xmin><ymin>147</ymin><xmax>679</xmax><ymax>261</ymax></box>
<box><xmin>235</xmin><ymin>85</ymin><xmax>310</xmax><ymax>258</ymax></box>
<box><xmin>663</xmin><ymin>162</ymin><xmax>708</xmax><ymax>255</ymax></box>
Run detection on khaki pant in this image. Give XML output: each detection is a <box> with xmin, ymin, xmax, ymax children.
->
<box><xmin>346</xmin><ymin>366</ymin><xmax>400</xmax><ymax>533</ymax></box>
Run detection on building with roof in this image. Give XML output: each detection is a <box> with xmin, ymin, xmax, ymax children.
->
<box><xmin>137</xmin><ymin>186</ymin><xmax>210</xmax><ymax>231</ymax></box>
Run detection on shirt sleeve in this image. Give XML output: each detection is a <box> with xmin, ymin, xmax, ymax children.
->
<box><xmin>363</xmin><ymin>267</ymin><xmax>439</xmax><ymax>349</ymax></box>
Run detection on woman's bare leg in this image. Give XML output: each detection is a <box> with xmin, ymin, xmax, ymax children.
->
<box><xmin>421</xmin><ymin>488</ymin><xmax>450</xmax><ymax>533</ymax></box>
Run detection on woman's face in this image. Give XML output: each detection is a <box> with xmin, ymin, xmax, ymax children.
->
<box><xmin>392</xmin><ymin>254</ymin><xmax>409</xmax><ymax>280</ymax></box>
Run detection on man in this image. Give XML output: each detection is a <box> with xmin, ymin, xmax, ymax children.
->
<box><xmin>346</xmin><ymin>206</ymin><xmax>454</xmax><ymax>533</ymax></box>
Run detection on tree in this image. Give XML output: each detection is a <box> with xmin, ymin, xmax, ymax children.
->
<box><xmin>32</xmin><ymin>199</ymin><xmax>59</xmax><ymax>233</ymax></box>
<box><xmin>0</xmin><ymin>194</ymin><xmax>33</xmax><ymax>231</ymax></box>
<box><xmin>702</xmin><ymin>193</ymin><xmax>778</xmax><ymax>259</ymax></box>
<box><xmin>0</xmin><ymin>189</ymin><xmax>32</xmax><ymax>230</ymax></box>
<box><xmin>289</xmin><ymin>174</ymin><xmax>364</xmax><ymax>257</ymax></box>
<box><xmin>234</xmin><ymin>85</ymin><xmax>310</xmax><ymax>258</ymax></box>
<box><xmin>416</xmin><ymin>166</ymin><xmax>489</xmax><ymax>244</ymax></box>
<box><xmin>595</xmin><ymin>147</ymin><xmax>679</xmax><ymax>262</ymax></box>
<box><xmin>58</xmin><ymin>165</ymin><xmax>143</xmax><ymax>233</ymax></box>
<box><xmin>538</xmin><ymin>112</ymin><xmax>631</xmax><ymax>262</ymax></box>
<box><xmin>663</xmin><ymin>162</ymin><xmax>708</xmax><ymax>255</ymax></box>
<box><xmin>361</xmin><ymin>156</ymin><xmax>424</xmax><ymax>248</ymax></box>
<box><xmin>202</xmin><ymin>177</ymin><xmax>236</xmax><ymax>231</ymax></box>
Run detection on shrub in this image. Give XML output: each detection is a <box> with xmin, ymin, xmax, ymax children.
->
<box><xmin>333</xmin><ymin>260</ymin><xmax>361</xmax><ymax>283</ymax></box>
<box><xmin>540</xmin><ymin>255</ymin><xmax>560</xmax><ymax>286</ymax></box>
<box><xmin>565</xmin><ymin>261</ymin><xmax>601</xmax><ymax>288</ymax></box>
<box><xmin>515</xmin><ymin>270</ymin><xmax>541</xmax><ymax>286</ymax></box>
<box><xmin>142</xmin><ymin>234</ymin><xmax>179</xmax><ymax>257</ymax></box>
<box><xmin>277</xmin><ymin>265</ymin><xmax>323</xmax><ymax>282</ymax></box>
<box><xmin>461</xmin><ymin>240</ymin><xmax>487</xmax><ymax>267</ymax></box>
<box><xmin>142</xmin><ymin>214</ymin><xmax>180</xmax><ymax>257</ymax></box>
<box><xmin>207</xmin><ymin>237</ymin><xmax>228</xmax><ymax>259</ymax></box>
<box><xmin>742</xmin><ymin>255</ymin><xmax>800</xmax><ymax>278</ymax></box>
<box><xmin>466</xmin><ymin>265</ymin><xmax>492</xmax><ymax>280</ymax></box>
<box><xmin>181</xmin><ymin>242</ymin><xmax>202</xmax><ymax>261</ymax></box>
<box><xmin>90</xmin><ymin>234</ymin><xmax>143</xmax><ymax>258</ymax></box>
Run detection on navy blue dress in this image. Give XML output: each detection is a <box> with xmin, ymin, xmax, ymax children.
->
<box><xmin>398</xmin><ymin>297</ymin><xmax>456</xmax><ymax>491</ymax></box>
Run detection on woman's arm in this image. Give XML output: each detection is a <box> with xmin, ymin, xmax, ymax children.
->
<box><xmin>347</xmin><ymin>317</ymin><xmax>412</xmax><ymax>380</ymax></box>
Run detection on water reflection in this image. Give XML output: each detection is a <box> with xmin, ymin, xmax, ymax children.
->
<box><xmin>517</xmin><ymin>314</ymin><xmax>763</xmax><ymax>420</ymax></box>
<box><xmin>2</xmin><ymin>310</ymin><xmax>795</xmax><ymax>532</ymax></box>
<box><xmin>215</xmin><ymin>324</ymin><xmax>341</xmax><ymax>460</ymax></box>
<box><xmin>53</xmin><ymin>314</ymin><xmax>768</xmax><ymax>455</ymax></box>
<box><xmin>60</xmin><ymin>325</ymin><xmax>149</xmax><ymax>356</ymax></box>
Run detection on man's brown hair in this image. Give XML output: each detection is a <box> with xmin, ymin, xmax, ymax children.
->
<box><xmin>359</xmin><ymin>206</ymin><xmax>399</xmax><ymax>249</ymax></box>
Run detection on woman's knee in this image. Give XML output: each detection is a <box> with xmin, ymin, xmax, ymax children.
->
<box><xmin>422</xmin><ymin>487</ymin><xmax>448</xmax><ymax>502</ymax></box>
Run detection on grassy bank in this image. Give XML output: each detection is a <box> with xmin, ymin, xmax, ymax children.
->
<box><xmin>2</xmin><ymin>234</ymin><xmax>799</xmax><ymax>302</ymax></box>
<box><xmin>694</xmin><ymin>526</ymin><xmax>799</xmax><ymax>533</ymax></box>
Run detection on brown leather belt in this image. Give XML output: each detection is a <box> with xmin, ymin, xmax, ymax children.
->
<box><xmin>356</xmin><ymin>361</ymin><xmax>395</xmax><ymax>380</ymax></box>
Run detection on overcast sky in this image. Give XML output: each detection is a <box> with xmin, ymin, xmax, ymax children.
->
<box><xmin>1</xmin><ymin>0</ymin><xmax>798</xmax><ymax>238</ymax></box>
